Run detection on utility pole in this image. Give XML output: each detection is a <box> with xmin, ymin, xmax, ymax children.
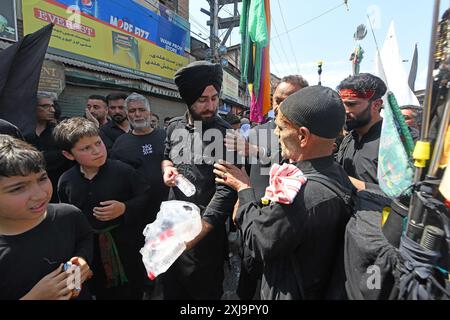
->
<box><xmin>211</xmin><ymin>0</ymin><xmax>219</xmax><ymax>62</ymax></box>
<box><xmin>201</xmin><ymin>0</ymin><xmax>241</xmax><ymax>64</ymax></box>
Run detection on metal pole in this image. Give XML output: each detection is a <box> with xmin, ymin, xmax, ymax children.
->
<box><xmin>427</xmin><ymin>96</ymin><xmax>450</xmax><ymax>178</ymax></box>
<box><xmin>407</xmin><ymin>0</ymin><xmax>441</xmax><ymax>232</ymax></box>
<box><xmin>413</xmin><ymin>0</ymin><xmax>441</xmax><ymax>182</ymax></box>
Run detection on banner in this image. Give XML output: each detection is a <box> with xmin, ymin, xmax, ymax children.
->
<box><xmin>0</xmin><ymin>0</ymin><xmax>18</xmax><ymax>42</ymax></box>
<box><xmin>223</xmin><ymin>70</ymin><xmax>239</xmax><ymax>102</ymax></box>
<box><xmin>0</xmin><ymin>24</ymin><xmax>54</xmax><ymax>135</ymax></box>
<box><xmin>22</xmin><ymin>0</ymin><xmax>189</xmax><ymax>82</ymax></box>
<box><xmin>55</xmin><ymin>0</ymin><xmax>188</xmax><ymax>55</ymax></box>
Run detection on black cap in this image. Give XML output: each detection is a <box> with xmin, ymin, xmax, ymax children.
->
<box><xmin>279</xmin><ymin>85</ymin><xmax>345</xmax><ymax>139</ymax></box>
<box><xmin>174</xmin><ymin>61</ymin><xmax>223</xmax><ymax>107</ymax></box>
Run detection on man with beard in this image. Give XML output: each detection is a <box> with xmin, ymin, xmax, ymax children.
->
<box><xmin>158</xmin><ymin>61</ymin><xmax>238</xmax><ymax>299</ymax></box>
<box><xmin>24</xmin><ymin>92</ymin><xmax>72</xmax><ymax>202</ymax></box>
<box><xmin>86</xmin><ymin>95</ymin><xmax>109</xmax><ymax>127</ymax></box>
<box><xmin>336</xmin><ymin>73</ymin><xmax>387</xmax><ymax>191</ymax></box>
<box><xmin>110</xmin><ymin>93</ymin><xmax>167</xmax><ymax>226</ymax></box>
<box><xmin>100</xmin><ymin>93</ymin><xmax>130</xmax><ymax>152</ymax></box>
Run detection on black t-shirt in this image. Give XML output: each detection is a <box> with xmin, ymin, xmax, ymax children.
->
<box><xmin>0</xmin><ymin>203</ymin><xmax>93</xmax><ymax>300</ymax></box>
<box><xmin>99</xmin><ymin>120</ymin><xmax>129</xmax><ymax>152</ymax></box>
<box><xmin>57</xmin><ymin>159</ymin><xmax>151</xmax><ymax>230</ymax></box>
<box><xmin>110</xmin><ymin>129</ymin><xmax>168</xmax><ymax>213</ymax></box>
<box><xmin>337</xmin><ymin>121</ymin><xmax>382</xmax><ymax>191</ymax></box>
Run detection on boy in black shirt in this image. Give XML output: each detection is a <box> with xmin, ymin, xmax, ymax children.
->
<box><xmin>0</xmin><ymin>135</ymin><xmax>93</xmax><ymax>300</ymax></box>
<box><xmin>54</xmin><ymin>117</ymin><xmax>150</xmax><ymax>300</ymax></box>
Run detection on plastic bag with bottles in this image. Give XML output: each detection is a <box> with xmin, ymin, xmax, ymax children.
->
<box><xmin>140</xmin><ymin>200</ymin><xmax>202</xmax><ymax>280</ymax></box>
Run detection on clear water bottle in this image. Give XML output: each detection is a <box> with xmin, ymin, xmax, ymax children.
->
<box><xmin>175</xmin><ymin>174</ymin><xmax>196</xmax><ymax>197</ymax></box>
<box><xmin>141</xmin><ymin>236</ymin><xmax>186</xmax><ymax>280</ymax></box>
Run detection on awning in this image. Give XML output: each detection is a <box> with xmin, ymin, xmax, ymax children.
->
<box><xmin>45</xmin><ymin>53</ymin><xmax>178</xmax><ymax>91</ymax></box>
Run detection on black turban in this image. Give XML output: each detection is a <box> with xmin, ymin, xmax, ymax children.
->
<box><xmin>174</xmin><ymin>61</ymin><xmax>223</xmax><ymax>107</ymax></box>
<box><xmin>279</xmin><ymin>85</ymin><xmax>345</xmax><ymax>139</ymax></box>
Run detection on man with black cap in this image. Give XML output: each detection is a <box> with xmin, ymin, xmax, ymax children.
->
<box><xmin>159</xmin><ymin>61</ymin><xmax>238</xmax><ymax>299</ymax></box>
<box><xmin>214</xmin><ymin>86</ymin><xmax>355</xmax><ymax>299</ymax></box>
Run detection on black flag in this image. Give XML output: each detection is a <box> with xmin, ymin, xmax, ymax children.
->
<box><xmin>0</xmin><ymin>24</ymin><xmax>53</xmax><ymax>136</ymax></box>
<box><xmin>408</xmin><ymin>43</ymin><xmax>418</xmax><ymax>92</ymax></box>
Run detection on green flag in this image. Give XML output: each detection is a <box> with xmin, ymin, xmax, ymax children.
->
<box><xmin>377</xmin><ymin>92</ymin><xmax>415</xmax><ymax>197</ymax></box>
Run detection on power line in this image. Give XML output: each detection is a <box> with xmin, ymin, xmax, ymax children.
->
<box><xmin>271</xmin><ymin>13</ymin><xmax>293</xmax><ymax>74</ymax></box>
<box><xmin>270</xmin><ymin>56</ymin><xmax>282</xmax><ymax>77</ymax></box>
<box><xmin>271</xmin><ymin>1</ymin><xmax>347</xmax><ymax>40</ymax></box>
<box><xmin>276</xmin><ymin>0</ymin><xmax>301</xmax><ymax>74</ymax></box>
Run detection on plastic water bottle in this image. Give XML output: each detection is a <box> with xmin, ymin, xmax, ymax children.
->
<box><xmin>175</xmin><ymin>174</ymin><xmax>196</xmax><ymax>197</ymax></box>
<box><xmin>141</xmin><ymin>236</ymin><xmax>186</xmax><ymax>280</ymax></box>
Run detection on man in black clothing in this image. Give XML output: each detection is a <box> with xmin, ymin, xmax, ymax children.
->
<box><xmin>24</xmin><ymin>92</ymin><xmax>72</xmax><ymax>202</ymax></box>
<box><xmin>160</xmin><ymin>61</ymin><xmax>238</xmax><ymax>299</ymax></box>
<box><xmin>85</xmin><ymin>95</ymin><xmax>109</xmax><ymax>127</ymax></box>
<box><xmin>55</xmin><ymin>117</ymin><xmax>150</xmax><ymax>300</ymax></box>
<box><xmin>111</xmin><ymin>93</ymin><xmax>167</xmax><ymax>225</ymax></box>
<box><xmin>224</xmin><ymin>75</ymin><xmax>309</xmax><ymax>299</ymax></box>
<box><xmin>213</xmin><ymin>86</ymin><xmax>354</xmax><ymax>300</ymax></box>
<box><xmin>336</xmin><ymin>73</ymin><xmax>387</xmax><ymax>191</ymax></box>
<box><xmin>100</xmin><ymin>92</ymin><xmax>130</xmax><ymax>152</ymax></box>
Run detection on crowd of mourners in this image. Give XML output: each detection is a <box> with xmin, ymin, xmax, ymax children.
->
<box><xmin>0</xmin><ymin>60</ymin><xmax>422</xmax><ymax>300</ymax></box>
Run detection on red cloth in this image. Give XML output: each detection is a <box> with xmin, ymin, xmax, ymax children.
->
<box><xmin>264</xmin><ymin>163</ymin><xmax>307</xmax><ymax>204</ymax></box>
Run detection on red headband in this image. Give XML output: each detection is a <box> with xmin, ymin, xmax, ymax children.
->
<box><xmin>339</xmin><ymin>89</ymin><xmax>375</xmax><ymax>100</ymax></box>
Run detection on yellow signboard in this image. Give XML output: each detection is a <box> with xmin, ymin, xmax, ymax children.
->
<box><xmin>22</xmin><ymin>0</ymin><xmax>188</xmax><ymax>81</ymax></box>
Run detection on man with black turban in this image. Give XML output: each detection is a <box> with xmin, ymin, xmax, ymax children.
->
<box><xmin>158</xmin><ymin>61</ymin><xmax>238</xmax><ymax>299</ymax></box>
<box><xmin>214</xmin><ymin>86</ymin><xmax>356</xmax><ymax>299</ymax></box>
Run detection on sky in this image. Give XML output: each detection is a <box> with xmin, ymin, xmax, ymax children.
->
<box><xmin>189</xmin><ymin>0</ymin><xmax>449</xmax><ymax>91</ymax></box>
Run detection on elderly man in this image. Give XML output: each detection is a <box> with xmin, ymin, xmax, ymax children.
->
<box><xmin>110</xmin><ymin>93</ymin><xmax>167</xmax><ymax>226</ymax></box>
<box><xmin>214</xmin><ymin>86</ymin><xmax>355</xmax><ymax>300</ymax></box>
<box><xmin>224</xmin><ymin>74</ymin><xmax>309</xmax><ymax>299</ymax></box>
<box><xmin>160</xmin><ymin>61</ymin><xmax>238</xmax><ymax>300</ymax></box>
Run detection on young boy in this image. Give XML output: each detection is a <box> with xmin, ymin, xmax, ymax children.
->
<box><xmin>0</xmin><ymin>135</ymin><xmax>93</xmax><ymax>300</ymax></box>
<box><xmin>54</xmin><ymin>117</ymin><xmax>150</xmax><ymax>300</ymax></box>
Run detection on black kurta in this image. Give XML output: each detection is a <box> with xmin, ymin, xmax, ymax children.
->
<box><xmin>159</xmin><ymin>113</ymin><xmax>238</xmax><ymax>299</ymax></box>
<box><xmin>236</xmin><ymin>156</ymin><xmax>354</xmax><ymax>300</ymax></box>
<box><xmin>0</xmin><ymin>203</ymin><xmax>93</xmax><ymax>300</ymax></box>
<box><xmin>337</xmin><ymin>120</ymin><xmax>382</xmax><ymax>191</ymax></box>
<box><xmin>58</xmin><ymin>159</ymin><xmax>150</xmax><ymax>299</ymax></box>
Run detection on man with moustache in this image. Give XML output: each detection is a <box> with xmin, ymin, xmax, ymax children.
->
<box><xmin>159</xmin><ymin>61</ymin><xmax>238</xmax><ymax>300</ymax></box>
<box><xmin>336</xmin><ymin>73</ymin><xmax>387</xmax><ymax>191</ymax></box>
<box><xmin>100</xmin><ymin>93</ymin><xmax>130</xmax><ymax>152</ymax></box>
<box><xmin>24</xmin><ymin>92</ymin><xmax>72</xmax><ymax>202</ymax></box>
<box><xmin>110</xmin><ymin>93</ymin><xmax>167</xmax><ymax>227</ymax></box>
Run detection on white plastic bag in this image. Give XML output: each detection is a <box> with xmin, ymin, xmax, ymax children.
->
<box><xmin>140</xmin><ymin>200</ymin><xmax>202</xmax><ymax>280</ymax></box>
